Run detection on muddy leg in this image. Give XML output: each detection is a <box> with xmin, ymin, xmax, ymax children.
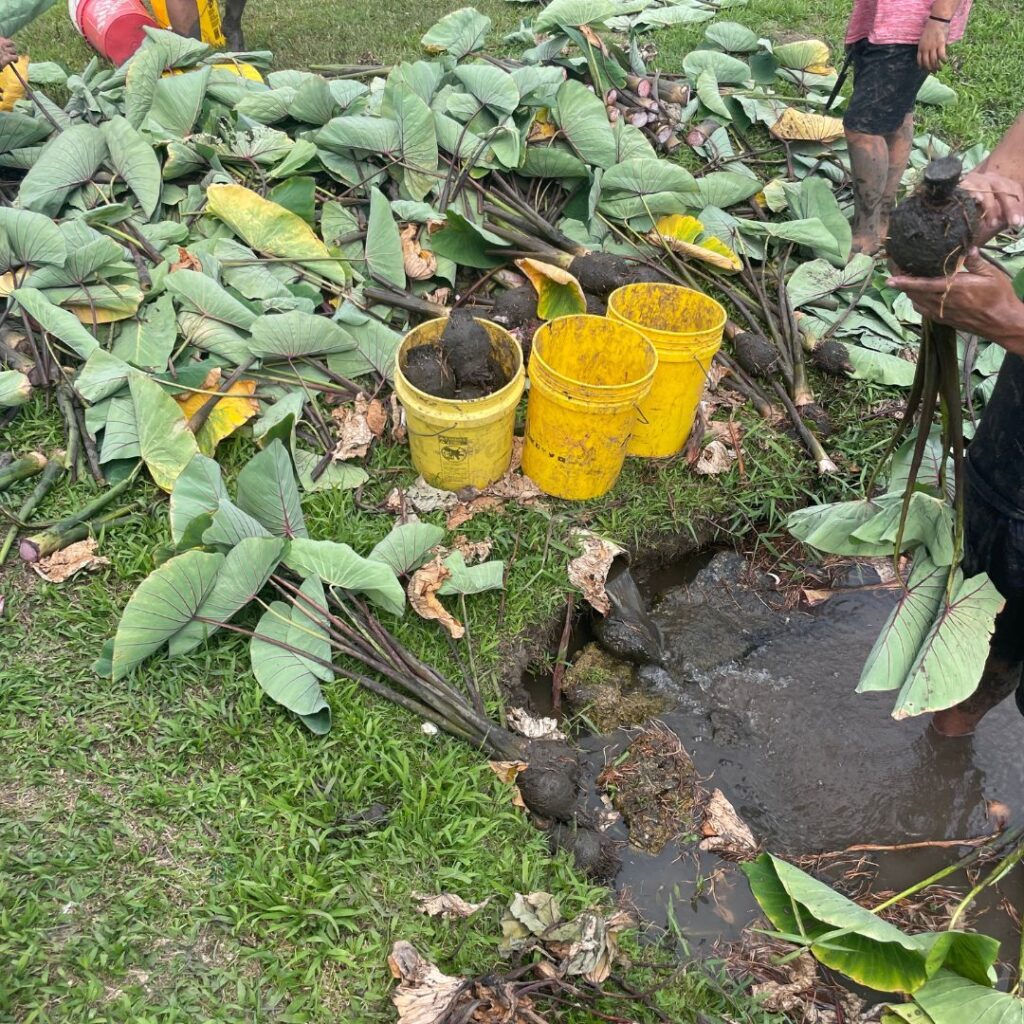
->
<box><xmin>165</xmin><ymin>0</ymin><xmax>201</xmax><ymax>38</ymax></box>
<box><xmin>879</xmin><ymin>114</ymin><xmax>915</xmax><ymax>247</ymax></box>
<box><xmin>846</xmin><ymin>129</ymin><xmax>889</xmax><ymax>256</ymax></box>
<box><xmin>222</xmin><ymin>0</ymin><xmax>247</xmax><ymax>50</ymax></box>
<box><xmin>931</xmin><ymin>655</ymin><xmax>1021</xmax><ymax>737</ymax></box>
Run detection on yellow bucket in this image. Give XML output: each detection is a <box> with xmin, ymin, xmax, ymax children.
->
<box><xmin>394</xmin><ymin>317</ymin><xmax>524</xmax><ymax>491</ymax></box>
<box><xmin>522</xmin><ymin>315</ymin><xmax>657</xmax><ymax>501</ymax></box>
<box><xmin>607</xmin><ymin>283</ymin><xmax>726</xmax><ymax>458</ymax></box>
<box><xmin>151</xmin><ymin>0</ymin><xmax>226</xmax><ymax>46</ymax></box>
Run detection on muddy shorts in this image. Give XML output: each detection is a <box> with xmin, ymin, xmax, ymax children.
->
<box><xmin>843</xmin><ymin>40</ymin><xmax>929</xmax><ymax>136</ymax></box>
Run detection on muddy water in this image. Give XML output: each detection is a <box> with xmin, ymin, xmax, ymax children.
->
<box><xmin>583</xmin><ymin>553</ymin><xmax>1024</xmax><ymax>959</ymax></box>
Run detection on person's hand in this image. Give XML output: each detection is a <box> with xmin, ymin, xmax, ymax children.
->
<box><xmin>0</xmin><ymin>38</ymin><xmax>18</xmax><ymax>70</ymax></box>
<box><xmin>888</xmin><ymin>249</ymin><xmax>1024</xmax><ymax>354</ymax></box>
<box><xmin>961</xmin><ymin>169</ymin><xmax>1024</xmax><ymax>242</ymax></box>
<box><xmin>918</xmin><ymin>19</ymin><xmax>950</xmax><ymax>72</ymax></box>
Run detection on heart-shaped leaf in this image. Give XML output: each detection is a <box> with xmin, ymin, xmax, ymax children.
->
<box><xmin>516</xmin><ymin>257</ymin><xmax>587</xmax><ymax>319</ymax></box>
<box><xmin>369</xmin><ymin>522</ymin><xmax>445</xmax><ymax>575</ymax></box>
<box><xmin>236</xmin><ymin>438</ymin><xmax>308</xmax><ymax>539</ymax></box>
<box><xmin>129</xmin><ymin>370</ymin><xmax>200</xmax><ymax>492</ymax></box>
<box><xmin>285</xmin><ymin>537</ymin><xmax>405</xmax><ymax>616</ymax></box>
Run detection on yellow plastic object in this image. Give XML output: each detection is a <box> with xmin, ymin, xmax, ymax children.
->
<box><xmin>150</xmin><ymin>0</ymin><xmax>225</xmax><ymax>46</ymax></box>
<box><xmin>522</xmin><ymin>315</ymin><xmax>657</xmax><ymax>501</ymax></box>
<box><xmin>394</xmin><ymin>317</ymin><xmax>525</xmax><ymax>491</ymax></box>
<box><xmin>163</xmin><ymin>62</ymin><xmax>263</xmax><ymax>80</ymax></box>
<box><xmin>0</xmin><ymin>56</ymin><xmax>28</xmax><ymax>112</ymax></box>
<box><xmin>607</xmin><ymin>283</ymin><xmax>726</xmax><ymax>458</ymax></box>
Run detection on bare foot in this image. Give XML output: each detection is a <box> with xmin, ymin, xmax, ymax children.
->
<box><xmin>931</xmin><ymin>706</ymin><xmax>984</xmax><ymax>737</ymax></box>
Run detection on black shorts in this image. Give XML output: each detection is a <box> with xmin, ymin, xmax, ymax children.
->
<box><xmin>843</xmin><ymin>40</ymin><xmax>929</xmax><ymax>136</ymax></box>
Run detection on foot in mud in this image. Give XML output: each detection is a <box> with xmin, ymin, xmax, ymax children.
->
<box><xmin>930</xmin><ymin>706</ymin><xmax>985</xmax><ymax>737</ymax></box>
<box><xmin>931</xmin><ymin>657</ymin><xmax>1022</xmax><ymax>737</ymax></box>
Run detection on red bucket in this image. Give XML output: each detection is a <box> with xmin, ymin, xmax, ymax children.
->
<box><xmin>70</xmin><ymin>0</ymin><xmax>158</xmax><ymax>65</ymax></box>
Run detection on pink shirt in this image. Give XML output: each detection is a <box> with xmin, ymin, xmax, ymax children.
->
<box><xmin>846</xmin><ymin>0</ymin><xmax>972</xmax><ymax>44</ymax></box>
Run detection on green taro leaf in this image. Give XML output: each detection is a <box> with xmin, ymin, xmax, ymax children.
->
<box><xmin>365</xmin><ymin>186</ymin><xmax>407</xmax><ymax>288</ymax></box>
<box><xmin>148</xmin><ymin>65</ymin><xmax>211</xmax><ymax>136</ymax></box>
<box><xmin>0</xmin><ymin>111</ymin><xmax>52</xmax><ymax>155</ymax></box>
<box><xmin>383</xmin><ymin>75</ymin><xmax>439</xmax><ymax>202</ymax></box>
<box><xmin>129</xmin><ymin>371</ymin><xmax>199</xmax><ymax>492</ymax></box>
<box><xmin>843</xmin><ymin>345</ymin><xmax>917</xmax><ymax>387</ymax></box>
<box><xmin>111</xmin><ymin>549</ymin><xmax>225</xmax><ymax>680</ymax></box>
<box><xmin>124</xmin><ymin>44</ymin><xmax>164</xmax><ymax>129</ymax></box>
<box><xmin>913</xmin><ymin>971</ymin><xmax>1023</xmax><ymax>1024</ymax></box>
<box><xmin>426</xmin><ymin>210</ymin><xmax>508</xmax><ymax>269</ymax></box>
<box><xmin>917</xmin><ymin>76</ymin><xmax>957</xmax><ymax>108</ymax></box>
<box><xmin>705</xmin><ymin>21</ymin><xmax>760</xmax><ymax>52</ymax></box>
<box><xmin>315</xmin><ymin>115</ymin><xmax>401</xmax><ymax>156</ymax></box>
<box><xmin>694</xmin><ymin>171</ymin><xmax>761</xmax><ymax>209</ymax></box>
<box><xmin>284</xmin><ymin>537</ymin><xmax>405</xmax><ymax>616</ymax></box>
<box><xmin>203</xmin><ymin>498</ymin><xmax>274</xmax><ymax>547</ymax></box>
<box><xmin>598</xmin><ymin>158</ymin><xmax>697</xmax><ymax>218</ymax></box>
<box><xmin>421</xmin><ymin>7</ymin><xmax>492</xmax><ymax>58</ymax></box>
<box><xmin>695</xmin><ymin>68</ymin><xmax>731</xmax><ymax>120</ymax></box>
<box><xmin>236</xmin><ymin>439</ymin><xmax>308</xmax><ymax>539</ymax></box>
<box><xmin>287</xmin><ymin>76</ymin><xmax>339</xmax><ymax>125</ymax></box>
<box><xmin>554</xmin><ymin>80</ymin><xmax>617</xmax><ymax>169</ymax></box>
<box><xmin>0</xmin><ymin>207</ymin><xmax>66</xmax><ymax>270</ymax></box>
<box><xmin>110</xmin><ymin>293</ymin><xmax>177</xmax><ymax>371</ymax></box>
<box><xmin>438</xmin><ymin>552</ymin><xmax>505</xmax><ymax>595</ymax></box>
<box><xmin>249</xmin><ymin>310</ymin><xmax>357</xmax><ymax>359</ymax></box>
<box><xmin>453</xmin><ymin>65</ymin><xmax>520</xmax><ymax>116</ymax></box>
<box><xmin>0</xmin><ymin>369</ymin><xmax>30</xmax><ymax>406</ymax></box>
<box><xmin>786</xmin><ymin>176</ymin><xmax>852</xmax><ymax>264</ymax></box>
<box><xmin>168</xmin><ymin>536</ymin><xmax>287</xmax><ymax>656</ymax></box>
<box><xmin>76</xmin><ymin>349</ymin><xmax>131</xmax><ymax>403</ymax></box>
<box><xmin>787</xmin><ymin>254</ymin><xmax>875</xmax><ymax>308</ymax></box>
<box><xmin>169</xmin><ymin>454</ymin><xmax>228</xmax><ymax>544</ymax></box>
<box><xmin>534</xmin><ymin>0</ymin><xmax>615</xmax><ymax>31</ymax></box>
<box><xmin>12</xmin><ymin>286</ymin><xmax>99</xmax><ymax>359</ymax></box>
<box><xmin>857</xmin><ymin>556</ymin><xmax>945</xmax><ymax>694</ymax></box>
<box><xmin>849</xmin><ymin>491</ymin><xmax>954</xmax><ymax>565</ymax></box>
<box><xmin>18</xmin><ymin>123</ymin><xmax>107</xmax><ymax>217</ymax></box>
<box><xmin>100</xmin><ymin>395</ymin><xmax>140</xmax><ymax>464</ymax></box>
<box><xmin>683</xmin><ymin>49</ymin><xmax>751</xmax><ymax>85</ymax></box>
<box><xmin>787</xmin><ymin>498</ymin><xmax>893</xmax><ymax>557</ymax></box>
<box><xmin>326</xmin><ymin>315</ymin><xmax>403</xmax><ymax>381</ymax></box>
<box><xmin>293</xmin><ymin>448</ymin><xmax>368</xmax><ymax>492</ymax></box>
<box><xmin>892</xmin><ymin>571</ymin><xmax>1004</xmax><ymax>719</ymax></box>
<box><xmin>369</xmin><ymin>522</ymin><xmax>445</xmax><ymax>575</ymax></box>
<box><xmin>165</xmin><ymin>269</ymin><xmax>258</xmax><ymax>331</ymax></box>
<box><xmin>102</xmin><ymin>116</ymin><xmax>161</xmax><ymax>219</ymax></box>
<box><xmin>251</xmin><ymin>596</ymin><xmax>332</xmax><ymax>734</ymax></box>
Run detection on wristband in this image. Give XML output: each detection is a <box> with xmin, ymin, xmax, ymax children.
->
<box><xmin>929</xmin><ymin>14</ymin><xmax>952</xmax><ymax>22</ymax></box>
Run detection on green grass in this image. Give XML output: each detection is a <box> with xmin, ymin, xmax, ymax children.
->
<box><xmin>0</xmin><ymin>0</ymin><xmax>1016</xmax><ymax>1019</ymax></box>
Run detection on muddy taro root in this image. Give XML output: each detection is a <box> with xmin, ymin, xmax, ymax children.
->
<box><xmin>732</xmin><ymin>331</ymin><xmax>780</xmax><ymax>379</ymax></box>
<box><xmin>809</xmin><ymin>337</ymin><xmax>854</xmax><ymax>377</ymax></box>
<box><xmin>403</xmin><ymin>343</ymin><xmax>456</xmax><ymax>398</ymax></box>
<box><xmin>490</xmin><ymin>284</ymin><xmax>538</xmax><ymax>329</ymax></box>
<box><xmin>517</xmin><ymin>746</ymin><xmax>580</xmax><ymax>821</ymax></box>
<box><xmin>439</xmin><ymin>309</ymin><xmax>509</xmax><ymax>398</ymax></box>
<box><xmin>888</xmin><ymin>156</ymin><xmax>980</xmax><ymax>278</ymax></box>
<box><xmin>548</xmin><ymin>822</ymin><xmax>621</xmax><ymax>879</ymax></box>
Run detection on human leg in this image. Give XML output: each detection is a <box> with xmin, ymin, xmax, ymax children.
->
<box><xmin>222</xmin><ymin>0</ymin><xmax>247</xmax><ymax>50</ymax></box>
<box><xmin>847</xmin><ymin>130</ymin><xmax>889</xmax><ymax>255</ymax></box>
<box><xmin>931</xmin><ymin>655</ymin><xmax>1022</xmax><ymax>736</ymax></box>
<box><xmin>880</xmin><ymin>113</ymin><xmax>915</xmax><ymax>245</ymax></box>
<box><xmin>165</xmin><ymin>0</ymin><xmax>201</xmax><ymax>38</ymax></box>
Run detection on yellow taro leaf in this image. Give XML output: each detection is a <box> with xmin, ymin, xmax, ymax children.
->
<box><xmin>0</xmin><ymin>57</ymin><xmax>28</xmax><ymax>112</ymax></box>
<box><xmin>527</xmin><ymin>109</ymin><xmax>558</xmax><ymax>142</ymax></box>
<box><xmin>806</xmin><ymin>63</ymin><xmax>837</xmax><ymax>76</ymax></box>
<box><xmin>515</xmin><ymin>257</ymin><xmax>586</xmax><ymax>321</ymax></box>
<box><xmin>206</xmin><ymin>183</ymin><xmax>351</xmax><ymax>287</ymax></box>
<box><xmin>175</xmin><ymin>368</ymin><xmax>260</xmax><ymax>455</ymax></box>
<box><xmin>770</xmin><ymin>107</ymin><xmax>845</xmax><ymax>144</ymax></box>
<box><xmin>650</xmin><ymin>215</ymin><xmax>741</xmax><ymax>273</ymax></box>
<box><xmin>774</xmin><ymin>38</ymin><xmax>831</xmax><ymax>72</ymax></box>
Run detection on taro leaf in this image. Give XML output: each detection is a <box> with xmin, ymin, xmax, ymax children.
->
<box><xmin>598</xmin><ymin>158</ymin><xmax>697</xmax><ymax>218</ymax></box>
<box><xmin>124</xmin><ymin>44</ymin><xmax>164</xmax><ymax>129</ymax></box>
<box><xmin>695</xmin><ymin>68</ymin><xmax>731</xmax><ymax>120</ymax></box>
<box><xmin>271</xmin><ymin>138</ymin><xmax>319</xmax><ymax>178</ymax></box>
<box><xmin>148</xmin><ymin>65</ymin><xmax>211</xmax><ymax>136</ymax></box>
<box><xmin>913</xmin><ymin>971</ymin><xmax>1023</xmax><ymax>1024</ymax></box>
<box><xmin>773</xmin><ymin>39</ymin><xmax>832</xmax><ymax>72</ymax></box>
<box><xmin>253</xmin><ymin>389</ymin><xmax>306</xmax><ymax>450</ymax></box>
<box><xmin>454</xmin><ymin>65</ymin><xmax>520</xmax><ymax>116</ymax></box>
<box><xmin>141</xmin><ymin>26</ymin><xmax>212</xmax><ymax>67</ymax></box>
<box><xmin>651</xmin><ymin>214</ymin><xmax>741</xmax><ymax>271</ymax></box>
<box><xmin>520</xmin><ymin>146</ymin><xmax>588</xmax><ymax>179</ymax></box>
<box><xmin>787</xmin><ymin>498</ymin><xmax>893</xmax><ymax>556</ymax></box>
<box><xmin>0</xmin><ymin>111</ymin><xmax>51</xmax><ymax>155</ymax></box>
<box><xmin>267</xmin><ymin>176</ymin><xmax>315</xmax><ymax>224</ymax></box>
<box><xmin>365</xmin><ymin>186</ymin><xmax>406</xmax><ymax>288</ymax></box>
<box><xmin>554</xmin><ymin>80</ymin><xmax>617</xmax><ymax>170</ymax></box>
<box><xmin>175</xmin><ymin>378</ymin><xmax>259</xmax><ymax>457</ymax></box>
<box><xmin>316</xmin><ymin>115</ymin><xmax>401</xmax><ymax>156</ymax></box>
<box><xmin>694</xmin><ymin>171</ymin><xmax>762</xmax><ymax>209</ymax></box>
<box><xmin>683</xmin><ymin>49</ymin><xmax>751</xmax><ymax>85</ymax></box>
<box><xmin>236</xmin><ymin>438</ymin><xmax>308</xmax><ymax>539</ymax></box>
<box><xmin>738</xmin><ymin>217</ymin><xmax>844</xmax><ymax>262</ymax></box>
<box><xmin>111</xmin><ymin>549</ymin><xmax>225</xmax><ymax>680</ymax></box>
<box><xmin>857</xmin><ymin>556</ymin><xmax>946</xmax><ymax>694</ymax></box>
<box><xmin>129</xmin><ymin>371</ymin><xmax>199</xmax><ymax>493</ymax></box>
<box><xmin>887</xmin><ymin>430</ymin><xmax>952</xmax><ymax>499</ymax></box>
<box><xmin>101</xmin><ymin>116</ymin><xmax>161</xmax><ymax>219</ymax></box>
<box><xmin>326</xmin><ymin>315</ymin><xmax>402</xmax><ymax>381</ymax></box>
<box><xmin>850</xmin><ymin>492</ymin><xmax>954</xmax><ymax>566</ymax></box>
<box><xmin>100</xmin><ymin>396</ymin><xmax>140</xmax><ymax>464</ymax></box>
<box><xmin>18</xmin><ymin>123</ymin><xmax>106</xmax><ymax>217</ymax></box>
<box><xmin>787</xmin><ymin>176</ymin><xmax>852</xmax><ymax>263</ymax></box>
<box><xmin>178</xmin><ymin>312</ymin><xmax>251</xmax><ymax>364</ymax></box>
<box><xmin>288</xmin><ymin>576</ymin><xmax>333</xmax><ymax>683</ymax></box>
<box><xmin>165</xmin><ymin>270</ymin><xmax>258</xmax><ymax>331</ymax></box>
<box><xmin>0</xmin><ymin>207</ymin><xmax>65</xmax><ymax>269</ymax></box>
<box><xmin>382</xmin><ymin>76</ymin><xmax>439</xmax><ymax>202</ymax></box>
<box><xmin>251</xmin><ymin>598</ymin><xmax>332</xmax><ymax>734</ymax></box>
<box><xmin>11</xmin><ymin>287</ymin><xmax>98</xmax><ymax>359</ymax></box>
<box><xmin>705</xmin><ymin>21</ymin><xmax>759</xmax><ymax>53</ymax></box>
<box><xmin>427</xmin><ymin>210</ymin><xmax>507</xmax><ymax>269</ymax></box>
<box><xmin>843</xmin><ymin>345</ymin><xmax>917</xmax><ymax>387</ymax></box>
<box><xmin>169</xmin><ymin>454</ymin><xmax>228</xmax><ymax>544</ymax></box>
<box><xmin>421</xmin><ymin>7</ymin><xmax>492</xmax><ymax>58</ymax></box>
<box><xmin>205</xmin><ymin>182</ymin><xmax>350</xmax><ymax>287</ymax></box>
<box><xmin>76</xmin><ymin>349</ymin><xmax>131</xmax><ymax>403</ymax></box>
<box><xmin>917</xmin><ymin>76</ymin><xmax>957</xmax><ymax>108</ymax></box>
<box><xmin>787</xmin><ymin>254</ymin><xmax>874</xmax><ymax>308</ymax></box>
<box><xmin>0</xmin><ymin>369</ymin><xmax>29</xmax><ymax>406</ymax></box>
<box><xmin>742</xmin><ymin>854</ymin><xmax>998</xmax><ymax>994</ymax></box>
<box><xmin>287</xmin><ymin>76</ymin><xmax>338</xmax><ymax>126</ymax></box>
<box><xmin>204</xmin><ymin>498</ymin><xmax>274</xmax><ymax>547</ymax></box>
<box><xmin>284</xmin><ymin>537</ymin><xmax>405</xmax><ymax>616</ymax></box>
<box><xmin>534</xmin><ymin>0</ymin><xmax>615</xmax><ymax>31</ymax></box>
<box><xmin>516</xmin><ymin>257</ymin><xmax>587</xmax><ymax>319</ymax></box>
<box><xmin>168</xmin><ymin>536</ymin><xmax>287</xmax><ymax>656</ymax></box>
<box><xmin>293</xmin><ymin>448</ymin><xmax>368</xmax><ymax>492</ymax></box>
<box><xmin>369</xmin><ymin>522</ymin><xmax>445</xmax><ymax>575</ymax></box>
<box><xmin>892</xmin><ymin>572</ymin><xmax>1005</xmax><ymax>719</ymax></box>
<box><xmin>249</xmin><ymin>310</ymin><xmax>356</xmax><ymax>359</ymax></box>
<box><xmin>438</xmin><ymin>553</ymin><xmax>505</xmax><ymax>595</ymax></box>
<box><xmin>110</xmin><ymin>293</ymin><xmax>177</xmax><ymax>370</ymax></box>
<box><xmin>511</xmin><ymin>66</ymin><xmax>565</xmax><ymax>107</ymax></box>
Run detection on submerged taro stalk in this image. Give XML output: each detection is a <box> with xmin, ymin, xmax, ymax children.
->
<box><xmin>883</xmin><ymin>157</ymin><xmax>980</xmax><ymax>580</ymax></box>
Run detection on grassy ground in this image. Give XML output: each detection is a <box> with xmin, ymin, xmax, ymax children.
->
<box><xmin>1</xmin><ymin>0</ymin><xmax>1017</xmax><ymax>1021</ymax></box>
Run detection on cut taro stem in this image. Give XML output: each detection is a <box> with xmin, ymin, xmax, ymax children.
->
<box><xmin>932</xmin><ymin>320</ymin><xmax>966</xmax><ymax>584</ymax></box>
<box><xmin>770</xmin><ymin>380</ymin><xmax>837</xmax><ymax>474</ymax></box>
<box><xmin>0</xmin><ymin>456</ymin><xmax>64</xmax><ymax>564</ymax></box>
<box><xmin>0</xmin><ymin>451</ymin><xmax>46</xmax><ymax>493</ymax></box>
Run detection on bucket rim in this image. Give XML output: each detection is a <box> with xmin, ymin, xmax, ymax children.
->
<box><xmin>396</xmin><ymin>315</ymin><xmax>525</xmax><ymax>407</ymax></box>
<box><xmin>607</xmin><ymin>283</ymin><xmax>728</xmax><ymax>339</ymax></box>
<box><xmin>529</xmin><ymin>314</ymin><xmax>658</xmax><ymax>394</ymax></box>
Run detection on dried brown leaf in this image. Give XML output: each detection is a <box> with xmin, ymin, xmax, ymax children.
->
<box><xmin>388</xmin><ymin>941</ymin><xmax>464</xmax><ymax>1024</ymax></box>
<box><xmin>399</xmin><ymin>224</ymin><xmax>438</xmax><ymax>281</ymax></box>
<box><xmin>331</xmin><ymin>401</ymin><xmax>374</xmax><ymax>460</ymax></box>
<box><xmin>31</xmin><ymin>538</ymin><xmax>110</xmax><ymax>584</ymax></box>
<box><xmin>389</xmin><ymin>394</ymin><xmax>407</xmax><ymax>443</ymax></box>
<box><xmin>364</xmin><ymin>395</ymin><xmax>387</xmax><ymax>438</ymax></box>
<box><xmin>170</xmin><ymin>247</ymin><xmax>203</xmax><ymax>273</ymax></box>
<box><xmin>451</xmin><ymin>534</ymin><xmax>493</xmax><ymax>564</ymax></box>
<box><xmin>413</xmin><ymin>892</ymin><xmax>491</xmax><ymax>919</ymax></box>
<box><xmin>446</xmin><ymin>496</ymin><xmax>502</xmax><ymax>529</ymax></box>
<box><xmin>693</xmin><ymin>439</ymin><xmax>735</xmax><ymax>475</ymax></box>
<box><xmin>408</xmin><ymin>556</ymin><xmax>464</xmax><ymax>638</ymax></box>
<box><xmin>699</xmin><ymin>788</ymin><xmax>757</xmax><ymax>857</ymax></box>
<box><xmin>488</xmin><ymin>760</ymin><xmax>528</xmax><ymax>785</ymax></box>
<box><xmin>567</xmin><ymin>530</ymin><xmax>626</xmax><ymax>616</ymax></box>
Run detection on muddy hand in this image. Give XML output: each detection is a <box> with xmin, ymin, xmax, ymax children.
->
<box><xmin>961</xmin><ymin>169</ymin><xmax>1024</xmax><ymax>242</ymax></box>
<box><xmin>917</xmin><ymin>20</ymin><xmax>949</xmax><ymax>72</ymax></box>
<box><xmin>0</xmin><ymin>38</ymin><xmax>17</xmax><ymax>70</ymax></box>
<box><xmin>888</xmin><ymin>249</ymin><xmax>1024</xmax><ymax>353</ymax></box>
